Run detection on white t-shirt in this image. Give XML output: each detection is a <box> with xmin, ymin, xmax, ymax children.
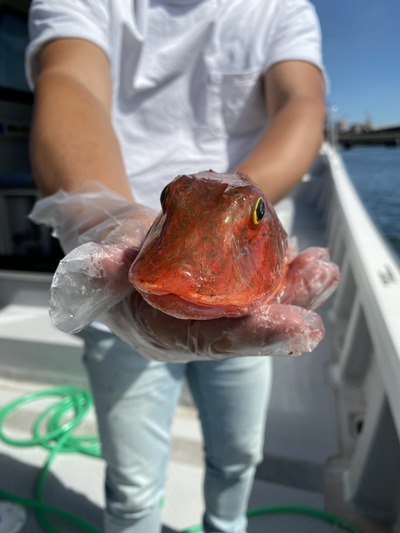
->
<box><xmin>26</xmin><ymin>0</ymin><xmax>324</xmax><ymax>209</ymax></box>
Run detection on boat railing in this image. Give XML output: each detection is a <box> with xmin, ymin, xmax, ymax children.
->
<box><xmin>313</xmin><ymin>144</ymin><xmax>400</xmax><ymax>528</ymax></box>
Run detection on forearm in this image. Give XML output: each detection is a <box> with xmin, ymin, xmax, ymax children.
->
<box><xmin>30</xmin><ymin>71</ymin><xmax>134</xmax><ymax>200</ymax></box>
<box><xmin>237</xmin><ymin>96</ymin><xmax>325</xmax><ymax>204</ymax></box>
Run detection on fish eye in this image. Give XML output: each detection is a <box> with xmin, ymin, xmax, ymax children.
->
<box><xmin>160</xmin><ymin>184</ymin><xmax>169</xmax><ymax>210</ymax></box>
<box><xmin>252</xmin><ymin>197</ymin><xmax>266</xmax><ymax>225</ymax></box>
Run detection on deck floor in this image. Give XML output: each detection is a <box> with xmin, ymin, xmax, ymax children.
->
<box><xmin>0</xmin><ymin>188</ymin><xmax>355</xmax><ymax>532</ymax></box>
<box><xmin>0</xmin><ymin>374</ymin><xmax>335</xmax><ymax>533</ymax></box>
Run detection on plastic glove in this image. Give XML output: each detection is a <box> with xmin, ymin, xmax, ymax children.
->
<box><xmin>277</xmin><ymin>246</ymin><xmax>339</xmax><ymax>310</ymax></box>
<box><xmin>30</xmin><ymin>181</ymin><xmax>157</xmax><ymax>254</ymax></box>
<box><xmin>30</xmin><ymin>182</ymin><xmax>158</xmax><ymax>326</ymax></box>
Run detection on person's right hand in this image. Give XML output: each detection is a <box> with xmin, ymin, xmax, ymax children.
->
<box><xmin>30</xmin><ymin>182</ymin><xmax>158</xmax><ymax>331</ymax></box>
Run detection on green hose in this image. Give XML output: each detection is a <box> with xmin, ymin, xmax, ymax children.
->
<box><xmin>0</xmin><ymin>387</ymin><xmax>362</xmax><ymax>533</ymax></box>
<box><xmin>0</xmin><ymin>387</ymin><xmax>101</xmax><ymax>533</ymax></box>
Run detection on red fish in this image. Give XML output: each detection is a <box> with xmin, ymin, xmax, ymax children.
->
<box><xmin>129</xmin><ymin>170</ymin><xmax>288</xmax><ymax>319</ymax></box>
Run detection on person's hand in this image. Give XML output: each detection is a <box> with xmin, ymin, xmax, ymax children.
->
<box><xmin>30</xmin><ymin>182</ymin><xmax>158</xmax><ymax>331</ymax></box>
<box><xmin>30</xmin><ymin>181</ymin><xmax>157</xmax><ymax>254</ymax></box>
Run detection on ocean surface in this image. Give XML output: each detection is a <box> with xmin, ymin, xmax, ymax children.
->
<box><xmin>339</xmin><ymin>146</ymin><xmax>400</xmax><ymax>259</ymax></box>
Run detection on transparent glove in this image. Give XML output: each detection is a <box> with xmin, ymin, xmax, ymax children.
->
<box><xmin>29</xmin><ymin>182</ymin><xmax>158</xmax><ymax>327</ymax></box>
<box><xmin>30</xmin><ymin>181</ymin><xmax>157</xmax><ymax>254</ymax></box>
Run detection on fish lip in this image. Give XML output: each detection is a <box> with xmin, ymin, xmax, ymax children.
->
<box><xmin>136</xmin><ymin>286</ymin><xmax>248</xmax><ymax>319</ymax></box>
<box><xmin>136</xmin><ymin>283</ymin><xmax>243</xmax><ymax>307</ymax></box>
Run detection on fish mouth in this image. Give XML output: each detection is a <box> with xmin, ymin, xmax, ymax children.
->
<box><xmin>136</xmin><ymin>288</ymin><xmax>247</xmax><ymax>320</ymax></box>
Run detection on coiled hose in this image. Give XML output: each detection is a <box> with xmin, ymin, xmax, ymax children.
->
<box><xmin>0</xmin><ymin>387</ymin><xmax>362</xmax><ymax>533</ymax></box>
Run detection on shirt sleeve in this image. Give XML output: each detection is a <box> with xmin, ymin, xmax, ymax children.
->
<box><xmin>266</xmin><ymin>0</ymin><xmax>324</xmax><ymax>73</ymax></box>
<box><xmin>25</xmin><ymin>0</ymin><xmax>111</xmax><ymax>88</ymax></box>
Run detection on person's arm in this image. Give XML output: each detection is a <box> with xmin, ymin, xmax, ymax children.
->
<box><xmin>236</xmin><ymin>60</ymin><xmax>326</xmax><ymax>204</ymax></box>
<box><xmin>30</xmin><ymin>38</ymin><xmax>134</xmax><ymax>200</ymax></box>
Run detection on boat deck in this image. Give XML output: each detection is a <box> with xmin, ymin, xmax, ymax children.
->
<box><xmin>0</xmin><ymin>369</ymin><xmax>332</xmax><ymax>533</ymax></box>
<box><xmin>0</xmin><ymin>165</ymin><xmax>391</xmax><ymax>532</ymax></box>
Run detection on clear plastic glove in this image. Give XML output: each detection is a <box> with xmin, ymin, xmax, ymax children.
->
<box><xmin>30</xmin><ymin>181</ymin><xmax>157</xmax><ymax>254</ymax></box>
<box><xmin>29</xmin><ymin>182</ymin><xmax>158</xmax><ymax>327</ymax></box>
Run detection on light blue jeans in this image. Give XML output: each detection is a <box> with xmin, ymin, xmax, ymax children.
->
<box><xmin>80</xmin><ymin>327</ymin><xmax>272</xmax><ymax>533</ymax></box>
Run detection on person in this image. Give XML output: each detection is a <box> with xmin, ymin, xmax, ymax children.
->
<box><xmin>26</xmin><ymin>1</ymin><xmax>331</xmax><ymax>532</ymax></box>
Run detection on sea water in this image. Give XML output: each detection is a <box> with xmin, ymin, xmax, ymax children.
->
<box><xmin>340</xmin><ymin>146</ymin><xmax>400</xmax><ymax>258</ymax></box>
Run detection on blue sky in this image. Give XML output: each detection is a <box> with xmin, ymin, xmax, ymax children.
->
<box><xmin>311</xmin><ymin>0</ymin><xmax>399</xmax><ymax>127</ymax></box>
